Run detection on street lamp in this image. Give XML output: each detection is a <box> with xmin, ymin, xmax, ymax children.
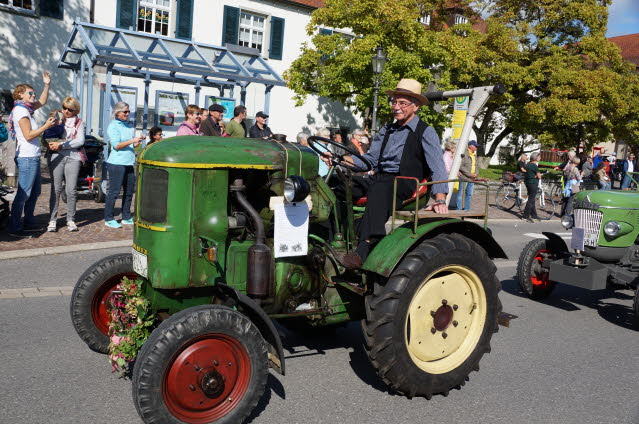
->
<box><xmin>371</xmin><ymin>46</ymin><xmax>387</xmax><ymax>135</ymax></box>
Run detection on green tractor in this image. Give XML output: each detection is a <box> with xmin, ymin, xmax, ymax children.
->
<box><xmin>517</xmin><ymin>188</ymin><xmax>639</xmax><ymax>325</ymax></box>
<box><xmin>70</xmin><ymin>86</ymin><xmax>507</xmax><ymax>423</ymax></box>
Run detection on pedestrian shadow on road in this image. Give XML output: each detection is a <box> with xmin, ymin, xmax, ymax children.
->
<box><xmin>501</xmin><ymin>277</ymin><xmax>637</xmax><ymax>331</ymax></box>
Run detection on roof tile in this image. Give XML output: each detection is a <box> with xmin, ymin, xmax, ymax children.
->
<box><xmin>608</xmin><ymin>33</ymin><xmax>639</xmax><ymax>67</ymax></box>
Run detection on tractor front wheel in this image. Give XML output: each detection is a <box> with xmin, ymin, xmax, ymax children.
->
<box><xmin>517</xmin><ymin>238</ymin><xmax>557</xmax><ymax>299</ymax></box>
<box><xmin>362</xmin><ymin>234</ymin><xmax>501</xmax><ymax>398</ymax></box>
<box><xmin>70</xmin><ymin>253</ymin><xmax>136</xmax><ymax>353</ymax></box>
<box><xmin>132</xmin><ymin>305</ymin><xmax>268</xmax><ymax>424</ymax></box>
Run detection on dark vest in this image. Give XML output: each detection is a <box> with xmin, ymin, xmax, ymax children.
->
<box><xmin>378</xmin><ymin>119</ymin><xmax>430</xmax><ymax>180</ymax></box>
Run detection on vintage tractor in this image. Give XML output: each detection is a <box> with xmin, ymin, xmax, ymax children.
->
<box><xmin>70</xmin><ymin>87</ymin><xmax>507</xmax><ymax>423</ymax></box>
<box><xmin>517</xmin><ymin>189</ymin><xmax>639</xmax><ymax>325</ymax></box>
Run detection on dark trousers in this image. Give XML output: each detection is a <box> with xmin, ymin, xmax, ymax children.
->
<box><xmin>560</xmin><ymin>194</ymin><xmax>574</xmax><ymax>217</ymax></box>
<box><xmin>104</xmin><ymin>163</ymin><xmax>135</xmax><ymax>221</ymax></box>
<box><xmin>523</xmin><ymin>182</ymin><xmax>539</xmax><ymax>219</ymax></box>
<box><xmin>347</xmin><ymin>174</ymin><xmax>414</xmax><ymax>241</ymax></box>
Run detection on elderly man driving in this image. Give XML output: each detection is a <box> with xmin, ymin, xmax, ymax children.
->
<box><xmin>323</xmin><ymin>79</ymin><xmax>449</xmax><ymax>269</ymax></box>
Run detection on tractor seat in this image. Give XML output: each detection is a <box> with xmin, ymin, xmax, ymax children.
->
<box><xmin>355</xmin><ymin>179</ymin><xmax>429</xmax><ymax>207</ymax></box>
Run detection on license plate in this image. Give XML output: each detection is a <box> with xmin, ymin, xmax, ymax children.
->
<box><xmin>132</xmin><ymin>248</ymin><xmax>148</xmax><ymax>278</ymax></box>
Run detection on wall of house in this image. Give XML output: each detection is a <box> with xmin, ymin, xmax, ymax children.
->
<box><xmin>0</xmin><ymin>0</ymin><xmax>90</xmax><ymax>180</ymax></box>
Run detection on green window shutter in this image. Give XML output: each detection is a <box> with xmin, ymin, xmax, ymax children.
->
<box><xmin>116</xmin><ymin>0</ymin><xmax>137</xmax><ymax>30</ymax></box>
<box><xmin>269</xmin><ymin>16</ymin><xmax>285</xmax><ymax>60</ymax></box>
<box><xmin>40</xmin><ymin>0</ymin><xmax>64</xmax><ymax>19</ymax></box>
<box><xmin>175</xmin><ymin>0</ymin><xmax>194</xmax><ymax>40</ymax></box>
<box><xmin>222</xmin><ymin>5</ymin><xmax>240</xmax><ymax>46</ymax></box>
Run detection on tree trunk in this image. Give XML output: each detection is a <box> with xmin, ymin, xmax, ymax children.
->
<box><xmin>485</xmin><ymin>126</ymin><xmax>514</xmax><ymax>159</ymax></box>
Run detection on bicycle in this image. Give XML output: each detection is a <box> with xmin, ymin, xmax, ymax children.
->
<box><xmin>495</xmin><ymin>171</ymin><xmax>556</xmax><ymax>219</ymax></box>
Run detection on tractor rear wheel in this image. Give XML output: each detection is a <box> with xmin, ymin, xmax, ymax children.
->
<box><xmin>133</xmin><ymin>305</ymin><xmax>268</xmax><ymax>424</ymax></box>
<box><xmin>362</xmin><ymin>234</ymin><xmax>501</xmax><ymax>398</ymax></box>
<box><xmin>517</xmin><ymin>238</ymin><xmax>557</xmax><ymax>299</ymax></box>
<box><xmin>70</xmin><ymin>253</ymin><xmax>136</xmax><ymax>353</ymax></box>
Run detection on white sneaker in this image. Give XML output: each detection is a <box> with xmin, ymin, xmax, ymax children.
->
<box><xmin>47</xmin><ymin>221</ymin><xmax>57</xmax><ymax>232</ymax></box>
<box><xmin>67</xmin><ymin>221</ymin><xmax>78</xmax><ymax>232</ymax></box>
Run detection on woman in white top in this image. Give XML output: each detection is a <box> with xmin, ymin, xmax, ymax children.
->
<box><xmin>8</xmin><ymin>72</ymin><xmax>55</xmax><ymax>238</ymax></box>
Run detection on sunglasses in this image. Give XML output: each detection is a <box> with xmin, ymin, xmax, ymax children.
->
<box><xmin>62</xmin><ymin>106</ymin><xmax>75</xmax><ymax>112</ymax></box>
<box><xmin>28</xmin><ymin>91</ymin><xmax>36</xmax><ymax>96</ymax></box>
<box><xmin>121</xmin><ymin>110</ymin><xmax>130</xmax><ymax>114</ymax></box>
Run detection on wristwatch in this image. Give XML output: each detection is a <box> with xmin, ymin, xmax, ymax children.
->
<box><xmin>434</xmin><ymin>199</ymin><xmax>446</xmax><ymax>205</ymax></box>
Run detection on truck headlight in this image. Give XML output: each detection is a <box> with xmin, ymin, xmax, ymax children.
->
<box><xmin>561</xmin><ymin>215</ymin><xmax>573</xmax><ymax>230</ymax></box>
<box><xmin>604</xmin><ymin>221</ymin><xmax>621</xmax><ymax>237</ymax></box>
<box><xmin>284</xmin><ymin>176</ymin><xmax>310</xmax><ymax>203</ymax></box>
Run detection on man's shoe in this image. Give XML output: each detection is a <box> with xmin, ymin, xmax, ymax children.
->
<box><xmin>121</xmin><ymin>218</ymin><xmax>134</xmax><ymax>225</ymax></box>
<box><xmin>526</xmin><ymin>218</ymin><xmax>534</xmax><ymax>223</ymax></box>
<box><xmin>8</xmin><ymin>230</ymin><xmax>33</xmax><ymax>239</ymax></box>
<box><xmin>339</xmin><ymin>251</ymin><xmax>363</xmax><ymax>269</ymax></box>
<box><xmin>105</xmin><ymin>220</ymin><xmax>122</xmax><ymax>228</ymax></box>
<box><xmin>67</xmin><ymin>221</ymin><xmax>78</xmax><ymax>232</ymax></box>
<box><xmin>47</xmin><ymin>221</ymin><xmax>57</xmax><ymax>232</ymax></box>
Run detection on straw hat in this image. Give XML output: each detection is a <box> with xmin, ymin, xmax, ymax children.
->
<box><xmin>384</xmin><ymin>79</ymin><xmax>429</xmax><ymax>106</ymax></box>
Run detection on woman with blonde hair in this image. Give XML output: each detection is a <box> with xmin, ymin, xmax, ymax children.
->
<box><xmin>443</xmin><ymin>141</ymin><xmax>456</xmax><ymax>173</ymax></box>
<box><xmin>8</xmin><ymin>72</ymin><xmax>55</xmax><ymax>238</ymax></box>
<box><xmin>104</xmin><ymin>101</ymin><xmax>143</xmax><ymax>228</ymax></box>
<box><xmin>45</xmin><ymin>97</ymin><xmax>85</xmax><ymax>232</ymax></box>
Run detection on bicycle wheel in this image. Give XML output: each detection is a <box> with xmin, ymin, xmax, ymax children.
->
<box><xmin>495</xmin><ymin>183</ymin><xmax>517</xmax><ymax>210</ymax></box>
<box><xmin>537</xmin><ymin>191</ymin><xmax>556</xmax><ymax>220</ymax></box>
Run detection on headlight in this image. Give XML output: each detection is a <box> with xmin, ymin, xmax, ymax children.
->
<box><xmin>561</xmin><ymin>215</ymin><xmax>574</xmax><ymax>230</ymax></box>
<box><xmin>603</xmin><ymin>221</ymin><xmax>621</xmax><ymax>237</ymax></box>
<box><xmin>283</xmin><ymin>176</ymin><xmax>310</xmax><ymax>203</ymax></box>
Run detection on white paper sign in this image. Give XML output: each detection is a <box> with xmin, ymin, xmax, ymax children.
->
<box><xmin>273</xmin><ymin>200</ymin><xmax>309</xmax><ymax>258</ymax></box>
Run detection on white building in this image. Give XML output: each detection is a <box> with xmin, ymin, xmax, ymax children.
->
<box><xmin>0</xmin><ymin>0</ymin><xmax>361</xmax><ymax>180</ymax></box>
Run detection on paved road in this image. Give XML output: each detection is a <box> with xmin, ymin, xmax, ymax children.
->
<box><xmin>1</xmin><ymin>222</ymin><xmax>637</xmax><ymax>424</ymax></box>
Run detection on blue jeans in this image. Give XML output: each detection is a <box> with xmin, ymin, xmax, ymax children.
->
<box><xmin>599</xmin><ymin>180</ymin><xmax>611</xmax><ymax>190</ymax></box>
<box><xmin>9</xmin><ymin>156</ymin><xmax>41</xmax><ymax>231</ymax></box>
<box><xmin>455</xmin><ymin>181</ymin><xmax>474</xmax><ymax>211</ymax></box>
<box><xmin>621</xmin><ymin>175</ymin><xmax>632</xmax><ymax>189</ymax></box>
<box><xmin>104</xmin><ymin>163</ymin><xmax>135</xmax><ymax>221</ymax></box>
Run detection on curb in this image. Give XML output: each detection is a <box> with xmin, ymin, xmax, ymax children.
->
<box><xmin>0</xmin><ymin>239</ymin><xmax>132</xmax><ymax>261</ymax></box>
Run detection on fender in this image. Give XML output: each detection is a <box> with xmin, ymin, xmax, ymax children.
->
<box><xmin>363</xmin><ymin>219</ymin><xmax>508</xmax><ymax>278</ymax></box>
<box><xmin>542</xmin><ymin>231</ymin><xmax>569</xmax><ymax>253</ymax></box>
<box><xmin>212</xmin><ymin>284</ymin><xmax>285</xmax><ymax>376</ymax></box>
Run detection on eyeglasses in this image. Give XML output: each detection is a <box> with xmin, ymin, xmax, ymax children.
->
<box><xmin>28</xmin><ymin>91</ymin><xmax>36</xmax><ymax>96</ymax></box>
<box><xmin>62</xmin><ymin>106</ymin><xmax>75</xmax><ymax>112</ymax></box>
<box><xmin>389</xmin><ymin>100</ymin><xmax>414</xmax><ymax>108</ymax></box>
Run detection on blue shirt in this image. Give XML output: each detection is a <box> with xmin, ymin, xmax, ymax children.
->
<box><xmin>352</xmin><ymin>115</ymin><xmax>449</xmax><ymax>194</ymax></box>
<box><xmin>106</xmin><ymin>119</ymin><xmax>136</xmax><ymax>166</ymax></box>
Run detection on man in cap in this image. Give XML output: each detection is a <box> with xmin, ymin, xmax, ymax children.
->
<box><xmin>249</xmin><ymin>111</ymin><xmax>274</xmax><ymax>139</ymax></box>
<box><xmin>199</xmin><ymin>103</ymin><xmax>225</xmax><ymax>137</ymax></box>
<box><xmin>321</xmin><ymin>78</ymin><xmax>449</xmax><ymax>268</ymax></box>
<box><xmin>455</xmin><ymin>139</ymin><xmax>480</xmax><ymax>211</ymax></box>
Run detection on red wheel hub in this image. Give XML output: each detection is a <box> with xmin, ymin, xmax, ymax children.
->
<box><xmin>90</xmin><ymin>272</ymin><xmax>136</xmax><ymax>336</ymax></box>
<box><xmin>530</xmin><ymin>249</ymin><xmax>551</xmax><ymax>290</ymax></box>
<box><xmin>163</xmin><ymin>334</ymin><xmax>251</xmax><ymax>423</ymax></box>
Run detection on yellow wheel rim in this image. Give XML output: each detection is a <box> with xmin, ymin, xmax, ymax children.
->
<box><xmin>404</xmin><ymin>265</ymin><xmax>487</xmax><ymax>374</ymax></box>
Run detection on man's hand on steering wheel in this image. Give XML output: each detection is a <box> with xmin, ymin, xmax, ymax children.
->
<box><xmin>307</xmin><ymin>136</ymin><xmax>372</xmax><ymax>173</ymax></box>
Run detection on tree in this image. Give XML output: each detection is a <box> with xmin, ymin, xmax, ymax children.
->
<box><xmin>285</xmin><ymin>0</ymin><xmax>639</xmax><ymax>155</ymax></box>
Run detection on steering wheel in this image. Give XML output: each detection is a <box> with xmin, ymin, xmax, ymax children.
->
<box><xmin>307</xmin><ymin>136</ymin><xmax>372</xmax><ymax>173</ymax></box>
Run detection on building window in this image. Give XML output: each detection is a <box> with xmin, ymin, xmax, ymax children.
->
<box><xmin>454</xmin><ymin>14</ymin><xmax>468</xmax><ymax>25</ymax></box>
<box><xmin>239</xmin><ymin>11</ymin><xmax>265</xmax><ymax>52</ymax></box>
<box><xmin>0</xmin><ymin>0</ymin><xmax>34</xmax><ymax>12</ymax></box>
<box><xmin>419</xmin><ymin>14</ymin><xmax>431</xmax><ymax>26</ymax></box>
<box><xmin>137</xmin><ymin>0</ymin><xmax>171</xmax><ymax>36</ymax></box>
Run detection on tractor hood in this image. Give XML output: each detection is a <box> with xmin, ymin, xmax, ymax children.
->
<box><xmin>138</xmin><ymin>136</ymin><xmax>318</xmax><ymax>177</ymax></box>
<box><xmin>575</xmin><ymin>190</ymin><xmax>639</xmax><ymax>209</ymax></box>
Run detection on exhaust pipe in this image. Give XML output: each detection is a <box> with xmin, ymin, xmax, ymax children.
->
<box><xmin>231</xmin><ymin>179</ymin><xmax>271</xmax><ymax>299</ymax></box>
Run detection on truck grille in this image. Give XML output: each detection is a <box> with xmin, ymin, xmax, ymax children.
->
<box><xmin>574</xmin><ymin>208</ymin><xmax>603</xmax><ymax>247</ymax></box>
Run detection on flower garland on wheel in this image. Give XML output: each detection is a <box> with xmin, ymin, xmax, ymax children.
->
<box><xmin>107</xmin><ymin>277</ymin><xmax>156</xmax><ymax>377</ymax></box>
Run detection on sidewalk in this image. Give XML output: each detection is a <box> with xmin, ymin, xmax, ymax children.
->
<box><xmin>0</xmin><ymin>172</ymin><xmax>545</xmax><ymax>255</ymax></box>
<box><xmin>0</xmin><ymin>168</ymin><xmax>133</xmax><ymax>252</ymax></box>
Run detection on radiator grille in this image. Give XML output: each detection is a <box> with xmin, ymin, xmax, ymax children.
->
<box><xmin>574</xmin><ymin>208</ymin><xmax>603</xmax><ymax>247</ymax></box>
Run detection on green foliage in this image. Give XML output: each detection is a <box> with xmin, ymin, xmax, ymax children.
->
<box><xmin>107</xmin><ymin>277</ymin><xmax>156</xmax><ymax>377</ymax></box>
<box><xmin>285</xmin><ymin>0</ymin><xmax>639</xmax><ymax>154</ymax></box>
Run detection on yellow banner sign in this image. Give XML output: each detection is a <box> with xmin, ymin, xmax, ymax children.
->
<box><xmin>452</xmin><ymin>96</ymin><xmax>469</xmax><ymax>141</ymax></box>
